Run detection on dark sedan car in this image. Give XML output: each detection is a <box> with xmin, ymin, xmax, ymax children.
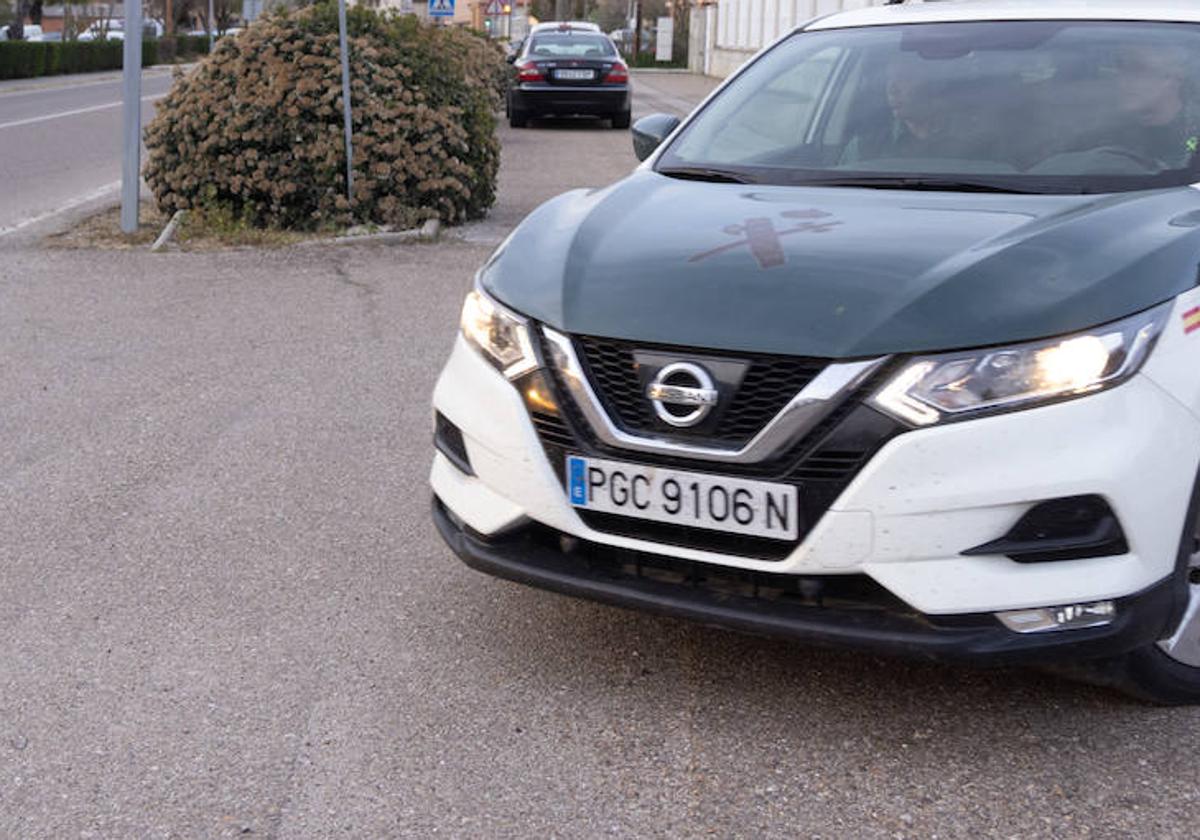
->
<box><xmin>507</xmin><ymin>30</ymin><xmax>631</xmax><ymax>129</ymax></box>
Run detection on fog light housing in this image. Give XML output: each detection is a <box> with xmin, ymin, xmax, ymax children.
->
<box><xmin>996</xmin><ymin>600</ymin><xmax>1115</xmax><ymax>634</ymax></box>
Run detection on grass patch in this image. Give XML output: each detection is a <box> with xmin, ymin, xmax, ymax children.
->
<box><xmin>46</xmin><ymin>203</ymin><xmax>167</xmax><ymax>249</ymax></box>
<box><xmin>47</xmin><ymin>202</ymin><xmax>316</xmax><ymax>251</ymax></box>
<box><xmin>176</xmin><ymin>205</ymin><xmax>309</xmax><ymax>249</ymax></box>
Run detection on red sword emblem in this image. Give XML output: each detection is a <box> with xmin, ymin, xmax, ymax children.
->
<box><xmin>689</xmin><ymin>209</ymin><xmax>841</xmax><ymax>269</ymax></box>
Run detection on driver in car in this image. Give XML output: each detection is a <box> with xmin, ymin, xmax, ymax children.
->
<box><xmin>885</xmin><ymin>53</ymin><xmax>957</xmax><ymax>154</ymax></box>
<box><xmin>1097</xmin><ymin>45</ymin><xmax>1198</xmax><ymax>168</ymax></box>
<box><xmin>842</xmin><ymin>52</ymin><xmax>986</xmax><ymax>165</ymax></box>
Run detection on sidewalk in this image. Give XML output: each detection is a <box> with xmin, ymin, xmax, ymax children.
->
<box><xmin>0</xmin><ymin>64</ymin><xmax>183</xmax><ymax>97</ymax></box>
<box><xmin>630</xmin><ymin>69</ymin><xmax>722</xmax><ymax>117</ymax></box>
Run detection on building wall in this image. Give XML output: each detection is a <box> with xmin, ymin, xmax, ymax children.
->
<box><xmin>695</xmin><ymin>0</ymin><xmax>889</xmax><ymax>77</ymax></box>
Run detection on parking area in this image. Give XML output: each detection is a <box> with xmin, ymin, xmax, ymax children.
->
<box><xmin>2</xmin><ymin>71</ymin><xmax>1199</xmax><ymax>838</ymax></box>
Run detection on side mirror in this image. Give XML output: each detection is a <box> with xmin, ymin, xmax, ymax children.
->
<box><xmin>632</xmin><ymin>113</ymin><xmax>682</xmax><ymax>162</ymax></box>
<box><xmin>506</xmin><ymin>54</ymin><xmax>517</xmax><ymax>64</ymax></box>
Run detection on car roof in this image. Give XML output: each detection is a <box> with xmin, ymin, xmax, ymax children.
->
<box><xmin>531</xmin><ymin>21</ymin><xmax>601</xmax><ymax>32</ymax></box>
<box><xmin>808</xmin><ymin>0</ymin><xmax>1200</xmax><ymax>30</ymax></box>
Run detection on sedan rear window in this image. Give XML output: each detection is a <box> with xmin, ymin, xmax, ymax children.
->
<box><xmin>658</xmin><ymin>21</ymin><xmax>1200</xmax><ymax>194</ymax></box>
<box><xmin>528</xmin><ymin>34</ymin><xmax>617</xmax><ymax>58</ymax></box>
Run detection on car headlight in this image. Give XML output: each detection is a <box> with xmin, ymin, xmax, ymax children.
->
<box><xmin>870</xmin><ymin>304</ymin><xmax>1170</xmax><ymax>426</ymax></box>
<box><xmin>460</xmin><ymin>284</ymin><xmax>538</xmax><ymax>380</ymax></box>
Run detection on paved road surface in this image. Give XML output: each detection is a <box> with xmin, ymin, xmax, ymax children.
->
<box><xmin>2</xmin><ymin>71</ymin><xmax>1199</xmax><ymax>839</ymax></box>
<box><xmin>0</xmin><ymin>68</ymin><xmax>176</xmax><ymax>236</ymax></box>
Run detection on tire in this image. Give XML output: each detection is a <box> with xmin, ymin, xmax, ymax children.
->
<box><xmin>1063</xmin><ymin>472</ymin><xmax>1200</xmax><ymax>704</ymax></box>
<box><xmin>611</xmin><ymin>110</ymin><xmax>631</xmax><ymax>129</ymax></box>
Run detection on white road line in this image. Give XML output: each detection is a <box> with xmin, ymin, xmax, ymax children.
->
<box><xmin>0</xmin><ymin>93</ymin><xmax>165</xmax><ymax>131</ymax></box>
<box><xmin>0</xmin><ymin>180</ymin><xmax>121</xmax><ymax>239</ymax></box>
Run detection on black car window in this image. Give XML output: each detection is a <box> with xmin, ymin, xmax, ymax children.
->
<box><xmin>659</xmin><ymin>21</ymin><xmax>1200</xmax><ymax>194</ymax></box>
<box><xmin>527</xmin><ymin>34</ymin><xmax>617</xmax><ymax>58</ymax></box>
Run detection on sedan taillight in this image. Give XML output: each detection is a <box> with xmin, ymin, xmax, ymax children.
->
<box><xmin>517</xmin><ymin>62</ymin><xmax>544</xmax><ymax>82</ymax></box>
<box><xmin>605</xmin><ymin>62</ymin><xmax>629</xmax><ymax>83</ymax></box>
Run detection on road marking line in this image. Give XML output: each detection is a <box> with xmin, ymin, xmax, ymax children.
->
<box><xmin>0</xmin><ymin>93</ymin><xmax>165</xmax><ymax>130</ymax></box>
<box><xmin>0</xmin><ymin>180</ymin><xmax>121</xmax><ymax>239</ymax></box>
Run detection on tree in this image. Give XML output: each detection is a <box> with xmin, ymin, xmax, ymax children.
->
<box><xmin>6</xmin><ymin>0</ymin><xmax>26</xmax><ymax>39</ymax></box>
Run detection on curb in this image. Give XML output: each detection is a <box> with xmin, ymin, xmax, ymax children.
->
<box><xmin>295</xmin><ymin>217</ymin><xmax>442</xmax><ymax>248</ymax></box>
<box><xmin>151</xmin><ymin>209</ymin><xmax>186</xmax><ymax>251</ymax></box>
<box><xmin>331</xmin><ymin>217</ymin><xmax>441</xmax><ymax>245</ymax></box>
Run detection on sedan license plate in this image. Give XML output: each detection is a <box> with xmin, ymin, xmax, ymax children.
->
<box><xmin>555</xmin><ymin>69</ymin><xmax>595</xmax><ymax>81</ymax></box>
<box><xmin>566</xmin><ymin>456</ymin><xmax>799</xmax><ymax>541</ymax></box>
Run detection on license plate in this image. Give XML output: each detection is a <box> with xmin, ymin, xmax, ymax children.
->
<box><xmin>566</xmin><ymin>455</ymin><xmax>799</xmax><ymax>541</ymax></box>
<box><xmin>555</xmin><ymin>69</ymin><xmax>594</xmax><ymax>80</ymax></box>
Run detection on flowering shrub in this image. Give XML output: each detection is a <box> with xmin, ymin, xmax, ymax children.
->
<box><xmin>143</xmin><ymin>4</ymin><xmax>506</xmax><ymax>230</ymax></box>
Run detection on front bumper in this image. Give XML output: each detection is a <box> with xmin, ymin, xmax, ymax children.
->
<box><xmin>511</xmin><ymin>84</ymin><xmax>630</xmax><ymax>117</ymax></box>
<box><xmin>431</xmin><ymin>319</ymin><xmax>1200</xmax><ymax>659</ymax></box>
<box><xmin>433</xmin><ymin>496</ymin><xmax>1178</xmax><ymax>665</ymax></box>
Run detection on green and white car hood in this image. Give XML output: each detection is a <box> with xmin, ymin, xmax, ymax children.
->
<box><xmin>482</xmin><ymin>170</ymin><xmax>1200</xmax><ymax>358</ymax></box>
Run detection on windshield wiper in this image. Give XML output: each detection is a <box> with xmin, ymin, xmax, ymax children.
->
<box><xmin>790</xmin><ymin>175</ymin><xmax>1043</xmax><ymax>194</ymax></box>
<box><xmin>657</xmin><ymin>166</ymin><xmax>757</xmax><ymax>184</ymax></box>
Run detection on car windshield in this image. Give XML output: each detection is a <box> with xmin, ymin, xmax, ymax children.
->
<box><xmin>528</xmin><ymin>34</ymin><xmax>616</xmax><ymax>58</ymax></box>
<box><xmin>658</xmin><ymin>21</ymin><xmax>1200</xmax><ymax>194</ymax></box>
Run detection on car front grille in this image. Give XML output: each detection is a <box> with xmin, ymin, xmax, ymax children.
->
<box><xmin>521</xmin><ymin>333</ymin><xmax>906</xmax><ymax>562</ymax></box>
<box><xmin>575</xmin><ymin>335</ymin><xmax>828</xmax><ymax>445</ymax></box>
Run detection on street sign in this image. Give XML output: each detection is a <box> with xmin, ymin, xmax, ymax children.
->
<box><xmin>484</xmin><ymin>0</ymin><xmax>502</xmax><ymax>15</ymax></box>
<box><xmin>428</xmin><ymin>0</ymin><xmax>455</xmax><ymax>18</ymax></box>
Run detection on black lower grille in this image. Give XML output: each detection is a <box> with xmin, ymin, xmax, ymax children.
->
<box><xmin>522</xmin><ymin>521</ymin><xmax>915</xmax><ymax>615</ymax></box>
<box><xmin>434</xmin><ymin>412</ymin><xmax>474</xmax><ymax>476</ymax></box>
<box><xmin>531</xmin><ymin>411</ymin><xmax>574</xmax><ymax>449</ymax></box>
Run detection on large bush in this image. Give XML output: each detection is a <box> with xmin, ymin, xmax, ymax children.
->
<box><xmin>143</xmin><ymin>5</ymin><xmax>507</xmax><ymax>230</ymax></box>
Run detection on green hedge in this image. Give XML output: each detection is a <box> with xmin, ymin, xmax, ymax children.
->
<box><xmin>0</xmin><ymin>37</ymin><xmax>207</xmax><ymax>80</ymax></box>
<box><xmin>175</xmin><ymin>34</ymin><xmax>212</xmax><ymax>57</ymax></box>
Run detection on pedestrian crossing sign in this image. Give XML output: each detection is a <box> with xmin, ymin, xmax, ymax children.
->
<box><xmin>429</xmin><ymin>0</ymin><xmax>455</xmax><ymax>17</ymax></box>
<box><xmin>485</xmin><ymin>0</ymin><xmax>503</xmax><ymax>14</ymax></box>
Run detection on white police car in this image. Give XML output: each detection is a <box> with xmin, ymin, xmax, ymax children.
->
<box><xmin>432</xmin><ymin>0</ymin><xmax>1200</xmax><ymax>702</ymax></box>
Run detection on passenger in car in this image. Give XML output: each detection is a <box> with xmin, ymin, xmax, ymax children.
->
<box><xmin>1078</xmin><ymin>45</ymin><xmax>1198</xmax><ymax>168</ymax></box>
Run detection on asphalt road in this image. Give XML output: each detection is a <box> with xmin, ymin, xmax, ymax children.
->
<box><xmin>3</xmin><ymin>72</ymin><xmax>1200</xmax><ymax>839</ymax></box>
<box><xmin>0</xmin><ymin>68</ymin><xmax>176</xmax><ymax>236</ymax></box>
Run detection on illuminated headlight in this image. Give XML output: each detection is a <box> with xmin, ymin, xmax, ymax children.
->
<box><xmin>870</xmin><ymin>304</ymin><xmax>1170</xmax><ymax>426</ymax></box>
<box><xmin>460</xmin><ymin>284</ymin><xmax>538</xmax><ymax>380</ymax></box>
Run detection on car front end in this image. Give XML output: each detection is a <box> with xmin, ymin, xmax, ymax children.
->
<box><xmin>432</xmin><ymin>273</ymin><xmax>1200</xmax><ymax>666</ymax></box>
<box><xmin>435</xmin><ymin>5</ymin><xmax>1200</xmax><ymax>701</ymax></box>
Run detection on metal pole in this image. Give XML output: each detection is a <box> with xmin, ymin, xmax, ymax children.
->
<box><xmin>120</xmin><ymin>0</ymin><xmax>143</xmax><ymax>234</ymax></box>
<box><xmin>337</xmin><ymin>0</ymin><xmax>354</xmax><ymax>204</ymax></box>
<box><xmin>633</xmin><ymin>0</ymin><xmax>641</xmax><ymax>58</ymax></box>
<box><xmin>208</xmin><ymin>0</ymin><xmax>214</xmax><ymax>52</ymax></box>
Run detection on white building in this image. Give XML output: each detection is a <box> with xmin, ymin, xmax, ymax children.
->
<box><xmin>691</xmin><ymin>0</ymin><xmax>891</xmax><ymax>77</ymax></box>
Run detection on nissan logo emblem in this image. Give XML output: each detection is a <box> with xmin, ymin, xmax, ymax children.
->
<box><xmin>646</xmin><ymin>362</ymin><xmax>719</xmax><ymax>428</ymax></box>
